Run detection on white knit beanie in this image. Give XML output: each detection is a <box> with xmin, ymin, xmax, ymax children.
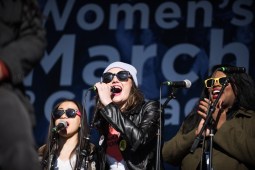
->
<box><xmin>103</xmin><ymin>61</ymin><xmax>138</xmax><ymax>86</ymax></box>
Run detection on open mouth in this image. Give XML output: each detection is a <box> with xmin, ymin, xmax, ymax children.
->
<box><xmin>112</xmin><ymin>86</ymin><xmax>122</xmax><ymax>93</ymax></box>
<box><xmin>212</xmin><ymin>89</ymin><xmax>220</xmax><ymax>99</ymax></box>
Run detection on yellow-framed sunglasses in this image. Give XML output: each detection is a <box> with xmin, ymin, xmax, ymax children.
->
<box><xmin>204</xmin><ymin>77</ymin><xmax>228</xmax><ymax>88</ymax></box>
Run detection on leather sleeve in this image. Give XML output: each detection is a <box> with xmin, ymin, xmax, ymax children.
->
<box><xmin>99</xmin><ymin>101</ymin><xmax>160</xmax><ymax>151</ymax></box>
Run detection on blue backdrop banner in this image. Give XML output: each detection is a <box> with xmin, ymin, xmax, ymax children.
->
<box><xmin>26</xmin><ymin>0</ymin><xmax>254</xmax><ymax>169</ymax></box>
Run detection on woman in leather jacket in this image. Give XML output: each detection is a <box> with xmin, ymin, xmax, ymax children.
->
<box><xmin>93</xmin><ymin>61</ymin><xmax>161</xmax><ymax>170</ymax></box>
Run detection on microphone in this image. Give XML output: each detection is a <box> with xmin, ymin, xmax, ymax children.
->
<box><xmin>218</xmin><ymin>67</ymin><xmax>246</xmax><ymax>73</ymax></box>
<box><xmin>162</xmin><ymin>79</ymin><xmax>192</xmax><ymax>88</ymax></box>
<box><xmin>52</xmin><ymin>121</ymin><xmax>68</xmax><ymax>133</ymax></box>
<box><xmin>89</xmin><ymin>86</ymin><xmax>119</xmax><ymax>93</ymax></box>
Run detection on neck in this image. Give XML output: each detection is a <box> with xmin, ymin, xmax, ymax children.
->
<box><xmin>58</xmin><ymin>133</ymin><xmax>79</xmax><ymax>160</ymax></box>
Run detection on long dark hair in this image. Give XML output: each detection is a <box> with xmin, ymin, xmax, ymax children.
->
<box><xmin>39</xmin><ymin>99</ymin><xmax>90</xmax><ymax>170</ymax></box>
<box><xmin>120</xmin><ymin>80</ymin><xmax>144</xmax><ymax>112</ymax></box>
<box><xmin>182</xmin><ymin>64</ymin><xmax>255</xmax><ymax>134</ymax></box>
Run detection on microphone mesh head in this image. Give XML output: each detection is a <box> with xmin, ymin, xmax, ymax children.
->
<box><xmin>184</xmin><ymin>79</ymin><xmax>192</xmax><ymax>88</ymax></box>
<box><xmin>59</xmin><ymin>120</ymin><xmax>68</xmax><ymax>127</ymax></box>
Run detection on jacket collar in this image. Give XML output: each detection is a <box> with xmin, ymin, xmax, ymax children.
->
<box><xmin>234</xmin><ymin>107</ymin><xmax>254</xmax><ymax>118</ymax></box>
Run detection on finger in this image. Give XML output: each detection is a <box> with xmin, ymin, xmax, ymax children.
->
<box><xmin>206</xmin><ymin>128</ymin><xmax>210</xmax><ymax>136</ymax></box>
<box><xmin>198</xmin><ymin>103</ymin><xmax>208</xmax><ymax>118</ymax></box>
<box><xmin>204</xmin><ymin>98</ymin><xmax>210</xmax><ymax>103</ymax></box>
<box><xmin>217</xmin><ymin>99</ymin><xmax>224</xmax><ymax>109</ymax></box>
<box><xmin>195</xmin><ymin>119</ymin><xmax>205</xmax><ymax>136</ymax></box>
<box><xmin>197</xmin><ymin>110</ymin><xmax>207</xmax><ymax>119</ymax></box>
<box><xmin>199</xmin><ymin>103</ymin><xmax>208</xmax><ymax>112</ymax></box>
<box><xmin>200</xmin><ymin>99</ymin><xmax>210</xmax><ymax>108</ymax></box>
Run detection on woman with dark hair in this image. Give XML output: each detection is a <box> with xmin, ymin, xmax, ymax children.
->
<box><xmin>162</xmin><ymin>65</ymin><xmax>255</xmax><ymax>170</ymax></box>
<box><xmin>38</xmin><ymin>99</ymin><xmax>99</xmax><ymax>170</ymax></box>
<box><xmin>92</xmin><ymin>61</ymin><xmax>161</xmax><ymax>170</ymax></box>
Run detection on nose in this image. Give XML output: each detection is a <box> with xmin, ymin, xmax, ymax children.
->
<box><xmin>213</xmin><ymin>79</ymin><xmax>220</xmax><ymax>86</ymax></box>
<box><xmin>60</xmin><ymin>113</ymin><xmax>68</xmax><ymax>119</ymax></box>
<box><xmin>112</xmin><ymin>74</ymin><xmax>119</xmax><ymax>82</ymax></box>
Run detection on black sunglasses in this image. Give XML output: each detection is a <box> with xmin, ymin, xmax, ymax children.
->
<box><xmin>52</xmin><ymin>108</ymin><xmax>81</xmax><ymax>119</ymax></box>
<box><xmin>102</xmin><ymin>71</ymin><xmax>131</xmax><ymax>83</ymax></box>
<box><xmin>204</xmin><ymin>77</ymin><xmax>228</xmax><ymax>88</ymax></box>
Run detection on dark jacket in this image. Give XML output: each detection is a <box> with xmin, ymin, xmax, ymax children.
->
<box><xmin>162</xmin><ymin>108</ymin><xmax>255</xmax><ymax>170</ymax></box>
<box><xmin>0</xmin><ymin>0</ymin><xmax>46</xmax><ymax>125</ymax></box>
<box><xmin>96</xmin><ymin>100</ymin><xmax>161</xmax><ymax>170</ymax></box>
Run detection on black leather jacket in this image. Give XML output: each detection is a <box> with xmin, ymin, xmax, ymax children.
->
<box><xmin>96</xmin><ymin>100</ymin><xmax>161</xmax><ymax>170</ymax></box>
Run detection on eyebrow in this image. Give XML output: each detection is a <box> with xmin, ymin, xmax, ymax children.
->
<box><xmin>57</xmin><ymin>108</ymin><xmax>77</xmax><ymax>110</ymax></box>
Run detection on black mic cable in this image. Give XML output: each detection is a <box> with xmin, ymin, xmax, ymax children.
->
<box><xmin>88</xmin><ymin>86</ymin><xmax>118</xmax><ymax>93</ymax></box>
<box><xmin>217</xmin><ymin>67</ymin><xmax>246</xmax><ymax>73</ymax></box>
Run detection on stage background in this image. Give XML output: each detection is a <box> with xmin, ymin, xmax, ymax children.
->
<box><xmin>25</xmin><ymin>0</ymin><xmax>254</xmax><ymax>169</ymax></box>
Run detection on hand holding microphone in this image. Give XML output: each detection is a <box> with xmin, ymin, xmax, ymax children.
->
<box><xmin>92</xmin><ymin>82</ymin><xmax>114</xmax><ymax>106</ymax></box>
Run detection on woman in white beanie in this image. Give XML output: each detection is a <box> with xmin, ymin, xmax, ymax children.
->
<box><xmin>93</xmin><ymin>61</ymin><xmax>161</xmax><ymax>170</ymax></box>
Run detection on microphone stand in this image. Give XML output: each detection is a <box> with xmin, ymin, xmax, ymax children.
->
<box><xmin>190</xmin><ymin>78</ymin><xmax>229</xmax><ymax>170</ymax></box>
<box><xmin>162</xmin><ymin>88</ymin><xmax>177</xmax><ymax>108</ymax></box>
<box><xmin>41</xmin><ymin>130</ymin><xmax>57</xmax><ymax>169</ymax></box>
<box><xmin>77</xmin><ymin>122</ymin><xmax>90</xmax><ymax>169</ymax></box>
<box><xmin>156</xmin><ymin>87</ymin><xmax>177</xmax><ymax>170</ymax></box>
<box><xmin>77</xmin><ymin>89</ymin><xmax>96</xmax><ymax>170</ymax></box>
